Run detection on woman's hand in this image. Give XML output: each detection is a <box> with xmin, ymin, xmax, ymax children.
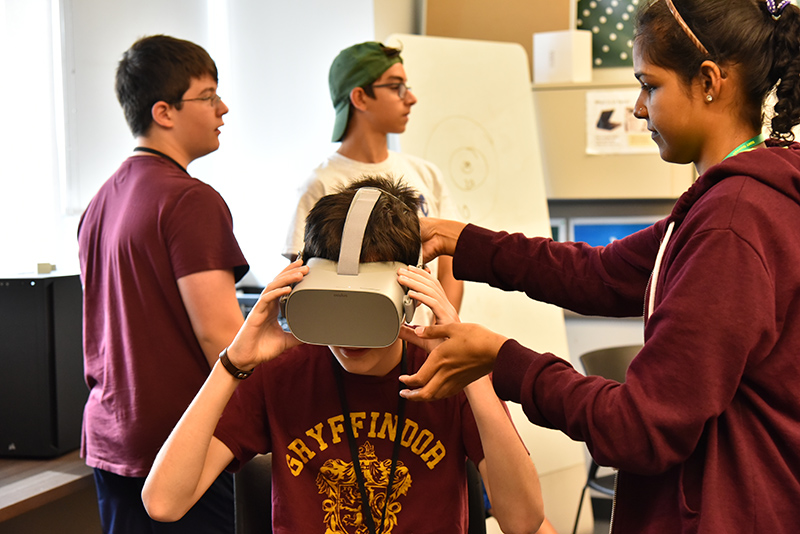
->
<box><xmin>225</xmin><ymin>260</ymin><xmax>309</xmax><ymax>370</ymax></box>
<box><xmin>399</xmin><ymin>322</ymin><xmax>507</xmax><ymax>401</ymax></box>
<box><xmin>419</xmin><ymin>218</ymin><xmax>467</xmax><ymax>264</ymax></box>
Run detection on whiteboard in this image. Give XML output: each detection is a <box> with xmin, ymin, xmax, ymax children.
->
<box><xmin>387</xmin><ymin>34</ymin><xmax>585</xmax><ymax>477</ymax></box>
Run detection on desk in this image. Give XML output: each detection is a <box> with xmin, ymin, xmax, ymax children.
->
<box><xmin>0</xmin><ymin>450</ymin><xmax>93</xmax><ymax>523</ymax></box>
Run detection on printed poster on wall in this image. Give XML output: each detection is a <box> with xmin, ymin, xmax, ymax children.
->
<box><xmin>586</xmin><ymin>89</ymin><xmax>656</xmax><ymax>155</ymax></box>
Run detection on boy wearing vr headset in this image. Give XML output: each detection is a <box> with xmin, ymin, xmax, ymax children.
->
<box><xmin>143</xmin><ymin>177</ymin><xmax>546</xmax><ymax>533</ymax></box>
<box><xmin>283</xmin><ymin>41</ymin><xmax>464</xmax><ymax>324</ymax></box>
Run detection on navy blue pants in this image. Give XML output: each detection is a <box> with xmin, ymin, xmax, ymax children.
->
<box><xmin>93</xmin><ymin>468</ymin><xmax>234</xmax><ymax>534</ymax></box>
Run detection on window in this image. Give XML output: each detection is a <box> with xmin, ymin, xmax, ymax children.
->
<box><xmin>0</xmin><ymin>0</ymin><xmax>73</xmax><ymax>276</ymax></box>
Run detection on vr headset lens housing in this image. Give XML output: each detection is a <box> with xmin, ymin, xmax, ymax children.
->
<box><xmin>283</xmin><ymin>258</ymin><xmax>411</xmax><ymax>347</ymax></box>
<box><xmin>281</xmin><ymin>187</ymin><xmax>418</xmax><ymax>348</ymax></box>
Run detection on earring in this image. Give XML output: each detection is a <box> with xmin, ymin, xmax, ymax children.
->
<box><xmin>706</xmin><ymin>94</ymin><xmax>713</xmax><ymax>103</ymax></box>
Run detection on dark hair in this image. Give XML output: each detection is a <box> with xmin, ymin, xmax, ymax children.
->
<box><xmin>301</xmin><ymin>176</ymin><xmax>421</xmax><ymax>266</ymax></box>
<box><xmin>635</xmin><ymin>0</ymin><xmax>800</xmax><ymax>144</ymax></box>
<box><xmin>115</xmin><ymin>35</ymin><xmax>218</xmax><ymax>137</ymax></box>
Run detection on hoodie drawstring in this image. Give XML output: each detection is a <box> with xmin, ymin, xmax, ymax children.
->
<box><xmin>647</xmin><ymin>221</ymin><xmax>675</xmax><ymax>320</ymax></box>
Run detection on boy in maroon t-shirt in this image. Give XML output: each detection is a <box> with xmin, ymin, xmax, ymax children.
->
<box><xmin>142</xmin><ymin>176</ymin><xmax>547</xmax><ymax>533</ymax></box>
<box><xmin>78</xmin><ymin>35</ymin><xmax>247</xmax><ymax>534</ymax></box>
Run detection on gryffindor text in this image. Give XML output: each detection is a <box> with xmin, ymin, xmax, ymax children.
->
<box><xmin>285</xmin><ymin>411</ymin><xmax>446</xmax><ymax>476</ymax></box>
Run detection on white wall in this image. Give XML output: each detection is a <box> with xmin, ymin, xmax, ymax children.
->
<box><xmin>374</xmin><ymin>0</ymin><xmax>419</xmax><ymax>42</ymax></box>
<box><xmin>194</xmin><ymin>0</ymin><xmax>377</xmax><ymax>284</ymax></box>
<box><xmin>55</xmin><ymin>0</ymin><xmax>377</xmax><ymax>284</ymax></box>
<box><xmin>1</xmin><ymin>0</ymin><xmax>419</xmax><ymax>283</ymax></box>
<box><xmin>0</xmin><ymin>1</ymin><xmax>74</xmax><ymax>276</ymax></box>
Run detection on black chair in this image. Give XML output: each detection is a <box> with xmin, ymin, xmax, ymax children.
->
<box><xmin>466</xmin><ymin>459</ymin><xmax>487</xmax><ymax>534</ymax></box>
<box><xmin>234</xmin><ymin>453</ymin><xmax>486</xmax><ymax>534</ymax></box>
<box><xmin>571</xmin><ymin>344</ymin><xmax>642</xmax><ymax>534</ymax></box>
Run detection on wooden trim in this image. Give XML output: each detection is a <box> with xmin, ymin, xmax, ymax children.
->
<box><xmin>0</xmin><ymin>450</ymin><xmax>93</xmax><ymax>522</ymax></box>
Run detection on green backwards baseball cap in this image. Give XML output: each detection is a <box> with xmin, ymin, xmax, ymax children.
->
<box><xmin>329</xmin><ymin>42</ymin><xmax>403</xmax><ymax>142</ymax></box>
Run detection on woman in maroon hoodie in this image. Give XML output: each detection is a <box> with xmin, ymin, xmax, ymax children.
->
<box><xmin>399</xmin><ymin>1</ymin><xmax>800</xmax><ymax>532</ymax></box>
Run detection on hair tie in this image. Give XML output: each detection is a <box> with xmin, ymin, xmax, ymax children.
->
<box><xmin>766</xmin><ymin>0</ymin><xmax>792</xmax><ymax>20</ymax></box>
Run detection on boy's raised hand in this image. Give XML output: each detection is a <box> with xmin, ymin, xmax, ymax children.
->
<box><xmin>397</xmin><ymin>265</ymin><xmax>459</xmax><ymax>353</ymax></box>
<box><xmin>398</xmin><ymin>265</ymin><xmax>459</xmax><ymax>326</ymax></box>
<box><xmin>225</xmin><ymin>260</ymin><xmax>309</xmax><ymax>371</ymax></box>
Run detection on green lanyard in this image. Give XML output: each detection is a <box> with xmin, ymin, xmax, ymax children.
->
<box><xmin>723</xmin><ymin>132</ymin><xmax>767</xmax><ymax>160</ymax></box>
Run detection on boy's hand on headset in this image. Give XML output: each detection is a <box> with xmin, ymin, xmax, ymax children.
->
<box><xmin>226</xmin><ymin>260</ymin><xmax>308</xmax><ymax>370</ymax></box>
<box><xmin>398</xmin><ymin>265</ymin><xmax>459</xmax><ymax>327</ymax></box>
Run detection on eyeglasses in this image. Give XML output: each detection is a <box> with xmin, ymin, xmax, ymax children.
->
<box><xmin>370</xmin><ymin>82</ymin><xmax>411</xmax><ymax>100</ymax></box>
<box><xmin>173</xmin><ymin>94</ymin><xmax>223</xmax><ymax>108</ymax></box>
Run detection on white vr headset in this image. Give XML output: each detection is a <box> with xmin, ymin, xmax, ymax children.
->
<box><xmin>280</xmin><ymin>187</ymin><xmax>420</xmax><ymax>348</ymax></box>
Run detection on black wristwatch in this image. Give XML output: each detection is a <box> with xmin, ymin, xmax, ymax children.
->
<box><xmin>219</xmin><ymin>347</ymin><xmax>253</xmax><ymax>379</ymax></box>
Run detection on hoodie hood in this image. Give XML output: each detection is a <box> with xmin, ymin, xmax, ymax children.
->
<box><xmin>669</xmin><ymin>140</ymin><xmax>800</xmax><ymax>225</ymax></box>
<box><xmin>646</xmin><ymin>140</ymin><xmax>800</xmax><ymax>321</ymax></box>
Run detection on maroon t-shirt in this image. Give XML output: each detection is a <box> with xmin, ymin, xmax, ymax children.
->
<box><xmin>78</xmin><ymin>155</ymin><xmax>248</xmax><ymax>477</ymax></box>
<box><xmin>215</xmin><ymin>343</ymin><xmax>484</xmax><ymax>534</ymax></box>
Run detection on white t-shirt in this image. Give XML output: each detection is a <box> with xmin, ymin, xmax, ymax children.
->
<box><xmin>283</xmin><ymin>150</ymin><xmax>457</xmax><ymax>325</ymax></box>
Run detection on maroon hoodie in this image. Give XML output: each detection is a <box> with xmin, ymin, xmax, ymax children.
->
<box><xmin>453</xmin><ymin>141</ymin><xmax>800</xmax><ymax>533</ymax></box>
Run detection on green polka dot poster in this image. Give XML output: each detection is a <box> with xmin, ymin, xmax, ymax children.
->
<box><xmin>576</xmin><ymin>0</ymin><xmax>638</xmax><ymax>68</ymax></box>
<box><xmin>578</xmin><ymin>0</ymin><xmax>800</xmax><ymax>68</ymax></box>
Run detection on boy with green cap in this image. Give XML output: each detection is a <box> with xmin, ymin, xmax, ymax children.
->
<box><xmin>282</xmin><ymin>41</ymin><xmax>463</xmax><ymax>324</ymax></box>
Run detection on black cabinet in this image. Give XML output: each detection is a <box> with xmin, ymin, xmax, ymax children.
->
<box><xmin>0</xmin><ymin>275</ymin><xmax>86</xmax><ymax>458</ymax></box>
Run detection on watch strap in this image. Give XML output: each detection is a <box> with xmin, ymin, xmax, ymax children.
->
<box><xmin>219</xmin><ymin>347</ymin><xmax>253</xmax><ymax>379</ymax></box>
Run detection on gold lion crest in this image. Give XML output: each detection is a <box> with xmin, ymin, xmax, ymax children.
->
<box><xmin>316</xmin><ymin>441</ymin><xmax>412</xmax><ymax>534</ymax></box>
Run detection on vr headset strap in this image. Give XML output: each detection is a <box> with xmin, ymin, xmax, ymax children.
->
<box><xmin>338</xmin><ymin>187</ymin><xmax>382</xmax><ymax>276</ymax></box>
